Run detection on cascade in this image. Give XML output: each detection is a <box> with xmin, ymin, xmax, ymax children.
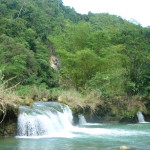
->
<box><xmin>17</xmin><ymin>102</ymin><xmax>74</xmax><ymax>136</ymax></box>
<box><xmin>137</xmin><ymin>111</ymin><xmax>146</xmax><ymax>123</ymax></box>
<box><xmin>78</xmin><ymin>114</ymin><xmax>87</xmax><ymax>125</ymax></box>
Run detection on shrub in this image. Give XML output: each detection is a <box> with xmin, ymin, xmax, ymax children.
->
<box><xmin>0</xmin><ymin>71</ymin><xmax>21</xmax><ymax>123</ymax></box>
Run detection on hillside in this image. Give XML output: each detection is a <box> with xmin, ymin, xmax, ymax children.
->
<box><xmin>0</xmin><ymin>0</ymin><xmax>150</xmax><ymax>123</ymax></box>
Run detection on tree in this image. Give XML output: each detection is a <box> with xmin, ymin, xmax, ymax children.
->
<box><xmin>0</xmin><ymin>34</ymin><xmax>38</xmax><ymax>84</ymax></box>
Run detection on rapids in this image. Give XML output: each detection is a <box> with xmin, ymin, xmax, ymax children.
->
<box><xmin>0</xmin><ymin>102</ymin><xmax>150</xmax><ymax>150</ymax></box>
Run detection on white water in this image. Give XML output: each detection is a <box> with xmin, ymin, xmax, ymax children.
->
<box><xmin>17</xmin><ymin>102</ymin><xmax>149</xmax><ymax>139</ymax></box>
<box><xmin>78</xmin><ymin>114</ymin><xmax>101</xmax><ymax>126</ymax></box>
<box><xmin>78</xmin><ymin>114</ymin><xmax>87</xmax><ymax>125</ymax></box>
<box><xmin>17</xmin><ymin>102</ymin><xmax>74</xmax><ymax>137</ymax></box>
<box><xmin>137</xmin><ymin>111</ymin><xmax>146</xmax><ymax>123</ymax></box>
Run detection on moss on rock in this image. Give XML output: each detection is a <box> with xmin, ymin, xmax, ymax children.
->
<box><xmin>0</xmin><ymin>121</ymin><xmax>17</xmax><ymax>137</ymax></box>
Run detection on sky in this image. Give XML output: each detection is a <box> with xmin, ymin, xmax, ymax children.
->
<box><xmin>62</xmin><ymin>0</ymin><xmax>150</xmax><ymax>27</ymax></box>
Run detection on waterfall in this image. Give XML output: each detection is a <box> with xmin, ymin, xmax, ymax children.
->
<box><xmin>17</xmin><ymin>102</ymin><xmax>74</xmax><ymax>137</ymax></box>
<box><xmin>78</xmin><ymin>114</ymin><xmax>87</xmax><ymax>125</ymax></box>
<box><xmin>137</xmin><ymin>111</ymin><xmax>146</xmax><ymax>123</ymax></box>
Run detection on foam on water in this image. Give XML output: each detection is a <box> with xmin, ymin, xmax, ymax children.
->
<box><xmin>17</xmin><ymin>102</ymin><xmax>75</xmax><ymax>138</ymax></box>
<box><xmin>73</xmin><ymin>127</ymin><xmax>149</xmax><ymax>137</ymax></box>
<box><xmin>78</xmin><ymin>114</ymin><xmax>87</xmax><ymax>125</ymax></box>
<box><xmin>17</xmin><ymin>102</ymin><xmax>149</xmax><ymax>139</ymax></box>
<box><xmin>78</xmin><ymin>114</ymin><xmax>101</xmax><ymax>126</ymax></box>
<box><xmin>137</xmin><ymin>111</ymin><xmax>146</xmax><ymax>123</ymax></box>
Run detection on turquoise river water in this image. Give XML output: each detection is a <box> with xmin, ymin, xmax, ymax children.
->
<box><xmin>0</xmin><ymin>123</ymin><xmax>150</xmax><ymax>150</ymax></box>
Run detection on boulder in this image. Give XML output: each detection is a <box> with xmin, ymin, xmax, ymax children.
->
<box><xmin>120</xmin><ymin>146</ymin><xmax>131</xmax><ymax>149</ymax></box>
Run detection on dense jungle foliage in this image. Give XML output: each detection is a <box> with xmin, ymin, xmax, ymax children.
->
<box><xmin>0</xmin><ymin>0</ymin><xmax>150</xmax><ymax>119</ymax></box>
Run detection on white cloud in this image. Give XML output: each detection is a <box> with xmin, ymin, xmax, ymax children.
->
<box><xmin>63</xmin><ymin>0</ymin><xmax>150</xmax><ymax>27</ymax></box>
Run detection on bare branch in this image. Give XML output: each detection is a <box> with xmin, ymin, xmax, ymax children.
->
<box><xmin>18</xmin><ymin>6</ymin><xmax>24</xmax><ymax>18</ymax></box>
<box><xmin>0</xmin><ymin>111</ymin><xmax>6</xmax><ymax>124</ymax></box>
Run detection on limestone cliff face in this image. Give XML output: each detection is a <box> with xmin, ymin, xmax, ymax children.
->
<box><xmin>50</xmin><ymin>55</ymin><xmax>61</xmax><ymax>70</ymax></box>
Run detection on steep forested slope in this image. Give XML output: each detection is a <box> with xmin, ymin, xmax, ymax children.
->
<box><xmin>0</xmin><ymin>0</ymin><xmax>150</xmax><ymax>120</ymax></box>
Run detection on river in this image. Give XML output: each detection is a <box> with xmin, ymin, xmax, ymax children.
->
<box><xmin>0</xmin><ymin>102</ymin><xmax>150</xmax><ymax>150</ymax></box>
<box><xmin>0</xmin><ymin>123</ymin><xmax>150</xmax><ymax>150</ymax></box>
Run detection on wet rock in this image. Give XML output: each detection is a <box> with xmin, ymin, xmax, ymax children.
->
<box><xmin>0</xmin><ymin>109</ymin><xmax>17</xmax><ymax>137</ymax></box>
<box><xmin>0</xmin><ymin>121</ymin><xmax>16</xmax><ymax>136</ymax></box>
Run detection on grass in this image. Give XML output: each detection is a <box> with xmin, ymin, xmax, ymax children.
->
<box><xmin>58</xmin><ymin>88</ymin><xmax>148</xmax><ymax>119</ymax></box>
<box><xmin>58</xmin><ymin>89</ymin><xmax>104</xmax><ymax>112</ymax></box>
<box><xmin>16</xmin><ymin>85</ymin><xmax>62</xmax><ymax>102</ymax></box>
<box><xmin>0</xmin><ymin>70</ymin><xmax>148</xmax><ymax>123</ymax></box>
<box><xmin>0</xmin><ymin>74</ymin><xmax>21</xmax><ymax>123</ymax></box>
